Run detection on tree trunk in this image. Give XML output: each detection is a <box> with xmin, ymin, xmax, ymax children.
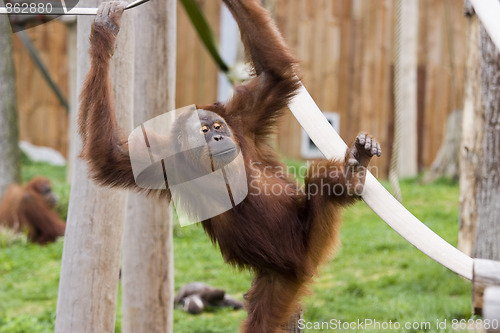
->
<box><xmin>0</xmin><ymin>18</ymin><xmax>20</xmax><ymax>197</ymax></box>
<box><xmin>55</xmin><ymin>3</ymin><xmax>134</xmax><ymax>332</ymax></box>
<box><xmin>473</xmin><ymin>23</ymin><xmax>500</xmax><ymax>261</ymax></box>
<box><xmin>459</xmin><ymin>10</ymin><xmax>484</xmax><ymax>256</ymax></box>
<box><xmin>121</xmin><ymin>1</ymin><xmax>176</xmax><ymax>332</ymax></box>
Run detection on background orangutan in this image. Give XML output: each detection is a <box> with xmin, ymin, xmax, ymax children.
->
<box><xmin>174</xmin><ymin>282</ymin><xmax>244</xmax><ymax>314</ymax></box>
<box><xmin>0</xmin><ymin>176</ymin><xmax>65</xmax><ymax>244</ymax></box>
<box><xmin>79</xmin><ymin>1</ymin><xmax>381</xmax><ymax>332</ymax></box>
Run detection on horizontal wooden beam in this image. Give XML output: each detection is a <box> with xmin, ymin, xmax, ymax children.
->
<box><xmin>288</xmin><ymin>84</ymin><xmax>473</xmax><ymax>280</ymax></box>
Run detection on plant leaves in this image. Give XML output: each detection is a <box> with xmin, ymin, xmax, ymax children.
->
<box><xmin>179</xmin><ymin>0</ymin><xmax>230</xmax><ymax>73</ymax></box>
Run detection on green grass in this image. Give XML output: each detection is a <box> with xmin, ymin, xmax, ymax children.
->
<box><xmin>0</xmin><ymin>158</ymin><xmax>473</xmax><ymax>332</ymax></box>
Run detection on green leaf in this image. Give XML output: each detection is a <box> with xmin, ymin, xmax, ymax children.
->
<box><xmin>179</xmin><ymin>0</ymin><xmax>230</xmax><ymax>73</ymax></box>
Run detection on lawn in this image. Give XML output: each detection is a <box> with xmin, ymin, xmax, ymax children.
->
<box><xmin>0</xmin><ymin>158</ymin><xmax>474</xmax><ymax>332</ymax></box>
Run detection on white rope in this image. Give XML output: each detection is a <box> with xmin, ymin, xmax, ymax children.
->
<box><xmin>289</xmin><ymin>84</ymin><xmax>473</xmax><ymax>281</ymax></box>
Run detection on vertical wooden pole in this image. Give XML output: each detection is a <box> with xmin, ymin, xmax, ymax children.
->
<box><xmin>55</xmin><ymin>2</ymin><xmax>134</xmax><ymax>332</ymax></box>
<box><xmin>459</xmin><ymin>2</ymin><xmax>483</xmax><ymax>256</ymax></box>
<box><xmin>0</xmin><ymin>17</ymin><xmax>20</xmax><ymax>197</ymax></box>
<box><xmin>65</xmin><ymin>19</ymin><xmax>77</xmax><ymax>183</ymax></box>
<box><xmin>121</xmin><ymin>1</ymin><xmax>176</xmax><ymax>332</ymax></box>
<box><xmin>473</xmin><ymin>11</ymin><xmax>500</xmax><ymax>262</ymax></box>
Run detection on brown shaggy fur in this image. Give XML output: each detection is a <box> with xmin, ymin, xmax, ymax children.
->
<box><xmin>0</xmin><ymin>177</ymin><xmax>65</xmax><ymax>244</ymax></box>
<box><xmin>78</xmin><ymin>1</ymin><xmax>380</xmax><ymax>332</ymax></box>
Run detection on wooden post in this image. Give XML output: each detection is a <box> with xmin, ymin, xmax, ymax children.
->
<box><xmin>473</xmin><ymin>14</ymin><xmax>500</xmax><ymax>263</ymax></box>
<box><xmin>459</xmin><ymin>3</ymin><xmax>483</xmax><ymax>256</ymax></box>
<box><xmin>121</xmin><ymin>0</ymin><xmax>176</xmax><ymax>332</ymax></box>
<box><xmin>0</xmin><ymin>16</ymin><xmax>20</xmax><ymax>197</ymax></box>
<box><xmin>55</xmin><ymin>2</ymin><xmax>134</xmax><ymax>332</ymax></box>
<box><xmin>472</xmin><ymin>259</ymin><xmax>500</xmax><ymax>314</ymax></box>
<box><xmin>65</xmin><ymin>19</ymin><xmax>77</xmax><ymax>183</ymax></box>
<box><xmin>470</xmin><ymin>0</ymin><xmax>500</xmax><ymax>320</ymax></box>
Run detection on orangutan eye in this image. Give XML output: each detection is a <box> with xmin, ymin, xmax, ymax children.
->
<box><xmin>213</xmin><ymin>122</ymin><xmax>222</xmax><ymax>130</ymax></box>
<box><xmin>201</xmin><ymin>125</ymin><xmax>210</xmax><ymax>133</ymax></box>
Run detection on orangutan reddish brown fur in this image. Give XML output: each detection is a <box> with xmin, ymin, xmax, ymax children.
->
<box><xmin>78</xmin><ymin>1</ymin><xmax>381</xmax><ymax>332</ymax></box>
<box><xmin>0</xmin><ymin>177</ymin><xmax>65</xmax><ymax>244</ymax></box>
